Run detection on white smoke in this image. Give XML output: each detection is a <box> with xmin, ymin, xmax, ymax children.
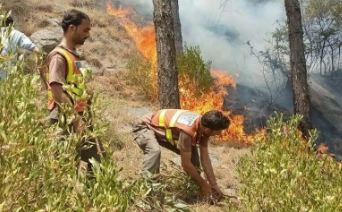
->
<box><xmin>179</xmin><ymin>0</ymin><xmax>285</xmax><ymax>87</ymax></box>
<box><xmin>115</xmin><ymin>0</ymin><xmax>285</xmax><ymax>87</ymax></box>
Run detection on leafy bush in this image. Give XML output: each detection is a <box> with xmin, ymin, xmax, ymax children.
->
<box><xmin>177</xmin><ymin>45</ymin><xmax>213</xmax><ymax>92</ymax></box>
<box><xmin>0</xmin><ymin>16</ymin><xmax>191</xmax><ymax>210</ymax></box>
<box><xmin>126</xmin><ymin>53</ymin><xmax>156</xmax><ymax>100</ymax></box>
<box><xmin>126</xmin><ymin>45</ymin><xmax>213</xmax><ymax>99</ymax></box>
<box><xmin>237</xmin><ymin>113</ymin><xmax>342</xmax><ymax>211</ymax></box>
<box><xmin>0</xmin><ymin>57</ymin><xmax>193</xmax><ymax>211</ymax></box>
<box><xmin>130</xmin><ymin>164</ymin><xmax>197</xmax><ymax>211</ymax></box>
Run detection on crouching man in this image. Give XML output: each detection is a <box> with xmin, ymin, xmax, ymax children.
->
<box><xmin>133</xmin><ymin>109</ymin><xmax>230</xmax><ymax>200</ymax></box>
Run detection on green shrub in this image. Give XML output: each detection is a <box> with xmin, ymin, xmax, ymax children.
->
<box><xmin>177</xmin><ymin>45</ymin><xmax>213</xmax><ymax>91</ymax></box>
<box><xmin>126</xmin><ymin>53</ymin><xmax>155</xmax><ymax>99</ymax></box>
<box><xmin>130</xmin><ymin>163</ymin><xmax>195</xmax><ymax>211</ymax></box>
<box><xmin>126</xmin><ymin>45</ymin><xmax>213</xmax><ymax>99</ymax></box>
<box><xmin>237</xmin><ymin>113</ymin><xmax>342</xmax><ymax>211</ymax></box>
<box><xmin>0</xmin><ymin>16</ymin><xmax>190</xmax><ymax>210</ymax></box>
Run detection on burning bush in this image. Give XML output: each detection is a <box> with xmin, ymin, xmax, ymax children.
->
<box><xmin>237</xmin><ymin>113</ymin><xmax>342</xmax><ymax>211</ymax></box>
<box><xmin>177</xmin><ymin>45</ymin><xmax>213</xmax><ymax>93</ymax></box>
<box><xmin>126</xmin><ymin>45</ymin><xmax>214</xmax><ymax>99</ymax></box>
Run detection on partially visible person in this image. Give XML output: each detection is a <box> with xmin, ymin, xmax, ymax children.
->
<box><xmin>1</xmin><ymin>15</ymin><xmax>39</xmax><ymax>56</ymax></box>
<box><xmin>0</xmin><ymin>15</ymin><xmax>40</xmax><ymax>79</ymax></box>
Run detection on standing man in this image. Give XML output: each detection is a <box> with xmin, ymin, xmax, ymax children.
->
<box><xmin>46</xmin><ymin>9</ymin><xmax>102</xmax><ymax>175</ymax></box>
<box><xmin>133</xmin><ymin>109</ymin><xmax>230</xmax><ymax>200</ymax></box>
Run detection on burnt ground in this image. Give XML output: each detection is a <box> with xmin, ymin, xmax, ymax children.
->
<box><xmin>224</xmin><ymin>74</ymin><xmax>342</xmax><ymax>160</ymax></box>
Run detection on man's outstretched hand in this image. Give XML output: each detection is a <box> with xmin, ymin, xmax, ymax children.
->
<box><xmin>200</xmin><ymin>182</ymin><xmax>212</xmax><ymax>198</ymax></box>
<box><xmin>211</xmin><ymin>184</ymin><xmax>224</xmax><ymax>201</ymax></box>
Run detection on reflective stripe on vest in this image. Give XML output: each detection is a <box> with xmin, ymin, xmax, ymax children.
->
<box><xmin>47</xmin><ymin>47</ymin><xmax>86</xmax><ymax>112</ymax></box>
<box><xmin>159</xmin><ymin>109</ymin><xmax>186</xmax><ymax>145</ymax></box>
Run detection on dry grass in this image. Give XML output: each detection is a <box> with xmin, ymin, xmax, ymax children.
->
<box><xmin>70</xmin><ymin>0</ymin><xmax>96</xmax><ymax>8</ymax></box>
<box><xmin>86</xmin><ymin>56</ymin><xmax>103</xmax><ymax>68</ymax></box>
<box><xmin>20</xmin><ymin>17</ymin><xmax>37</xmax><ymax>36</ymax></box>
<box><xmin>83</xmin><ymin>7</ymin><xmax>113</xmax><ymax>28</ymax></box>
<box><xmin>2</xmin><ymin>0</ymin><xmax>58</xmax><ymax>35</ymax></box>
<box><xmin>89</xmin><ymin>72</ymin><xmax>155</xmax><ymax>178</ymax></box>
<box><xmin>35</xmin><ymin>4</ymin><xmax>54</xmax><ymax>13</ymax></box>
<box><xmin>4</xmin><ymin>0</ymin><xmax>132</xmax><ymax>73</ymax></box>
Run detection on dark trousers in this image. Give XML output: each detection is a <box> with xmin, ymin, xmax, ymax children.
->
<box><xmin>50</xmin><ymin>118</ymin><xmax>104</xmax><ymax>175</ymax></box>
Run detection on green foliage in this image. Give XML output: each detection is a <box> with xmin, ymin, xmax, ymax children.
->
<box><xmin>177</xmin><ymin>45</ymin><xmax>213</xmax><ymax>91</ymax></box>
<box><xmin>126</xmin><ymin>53</ymin><xmax>155</xmax><ymax>99</ymax></box>
<box><xmin>0</xmin><ymin>11</ymin><xmax>12</xmax><ymax>64</ymax></box>
<box><xmin>0</xmin><ymin>59</ymin><xmax>75</xmax><ymax>211</ymax></box>
<box><xmin>131</xmin><ymin>164</ymin><xmax>197</xmax><ymax>211</ymax></box>
<box><xmin>237</xmin><ymin>113</ymin><xmax>342</xmax><ymax>211</ymax></box>
<box><xmin>0</xmin><ymin>21</ymin><xmax>191</xmax><ymax>211</ymax></box>
<box><xmin>305</xmin><ymin>0</ymin><xmax>342</xmax><ymax>24</ymax></box>
<box><xmin>126</xmin><ymin>45</ymin><xmax>213</xmax><ymax>99</ymax></box>
<box><xmin>85</xmin><ymin>160</ymin><xmax>140</xmax><ymax>211</ymax></box>
<box><xmin>259</xmin><ymin>0</ymin><xmax>342</xmax><ymax>76</ymax></box>
<box><xmin>0</xmin><ymin>58</ymin><xmax>191</xmax><ymax>211</ymax></box>
<box><xmin>159</xmin><ymin>164</ymin><xmax>200</xmax><ymax>204</ymax></box>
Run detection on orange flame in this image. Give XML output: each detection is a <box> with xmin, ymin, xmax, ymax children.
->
<box><xmin>107</xmin><ymin>3</ymin><xmax>156</xmax><ymax>61</ymax></box>
<box><xmin>106</xmin><ymin>5</ymin><xmax>133</xmax><ymax>18</ymax></box>
<box><xmin>107</xmin><ymin>4</ymin><xmax>262</xmax><ymax>144</ymax></box>
<box><xmin>107</xmin><ymin>3</ymin><xmax>158</xmax><ymax>95</ymax></box>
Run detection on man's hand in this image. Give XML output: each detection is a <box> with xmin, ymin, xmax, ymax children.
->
<box><xmin>201</xmin><ymin>181</ymin><xmax>212</xmax><ymax>198</ymax></box>
<box><xmin>73</xmin><ymin>114</ymin><xmax>87</xmax><ymax>134</ymax></box>
<box><xmin>178</xmin><ymin>132</ymin><xmax>211</xmax><ymax>198</ymax></box>
<box><xmin>211</xmin><ymin>184</ymin><xmax>224</xmax><ymax>201</ymax></box>
<box><xmin>50</xmin><ymin>83</ymin><xmax>73</xmax><ymax>105</ymax></box>
<box><xmin>33</xmin><ymin>46</ymin><xmax>41</xmax><ymax>54</ymax></box>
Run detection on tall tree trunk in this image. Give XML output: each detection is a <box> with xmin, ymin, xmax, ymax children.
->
<box><xmin>330</xmin><ymin>44</ymin><xmax>334</xmax><ymax>73</ymax></box>
<box><xmin>153</xmin><ymin>0</ymin><xmax>180</xmax><ymax>109</ymax></box>
<box><xmin>171</xmin><ymin>0</ymin><xmax>183</xmax><ymax>55</ymax></box>
<box><xmin>285</xmin><ymin>0</ymin><xmax>312</xmax><ymax>137</ymax></box>
<box><xmin>338</xmin><ymin>43</ymin><xmax>341</xmax><ymax>71</ymax></box>
<box><xmin>319</xmin><ymin>40</ymin><xmax>326</xmax><ymax>75</ymax></box>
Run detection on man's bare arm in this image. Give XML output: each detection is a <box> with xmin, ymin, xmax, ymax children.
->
<box><xmin>178</xmin><ymin>132</ymin><xmax>211</xmax><ymax>196</ymax></box>
<box><xmin>50</xmin><ymin>82</ymin><xmax>72</xmax><ymax>105</ymax></box>
<box><xmin>199</xmin><ymin>138</ymin><xmax>217</xmax><ymax>187</ymax></box>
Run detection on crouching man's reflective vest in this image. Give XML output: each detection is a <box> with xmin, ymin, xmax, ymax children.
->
<box><xmin>47</xmin><ymin>46</ymin><xmax>87</xmax><ymax>113</ymax></box>
<box><xmin>149</xmin><ymin>109</ymin><xmax>202</xmax><ymax>146</ymax></box>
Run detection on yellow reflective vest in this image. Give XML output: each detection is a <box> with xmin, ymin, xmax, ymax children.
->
<box><xmin>149</xmin><ymin>109</ymin><xmax>202</xmax><ymax>146</ymax></box>
<box><xmin>47</xmin><ymin>46</ymin><xmax>87</xmax><ymax>113</ymax></box>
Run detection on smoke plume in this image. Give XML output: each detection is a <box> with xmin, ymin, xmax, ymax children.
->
<box><xmin>114</xmin><ymin>0</ymin><xmax>285</xmax><ymax>88</ymax></box>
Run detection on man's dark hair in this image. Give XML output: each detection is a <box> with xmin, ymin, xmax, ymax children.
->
<box><xmin>5</xmin><ymin>16</ymin><xmax>14</xmax><ymax>27</ymax></box>
<box><xmin>201</xmin><ymin>110</ymin><xmax>230</xmax><ymax>130</ymax></box>
<box><xmin>61</xmin><ymin>9</ymin><xmax>90</xmax><ymax>33</ymax></box>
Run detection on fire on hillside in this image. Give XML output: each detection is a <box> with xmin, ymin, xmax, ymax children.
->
<box><xmin>107</xmin><ymin>3</ymin><xmax>264</xmax><ymax>144</ymax></box>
